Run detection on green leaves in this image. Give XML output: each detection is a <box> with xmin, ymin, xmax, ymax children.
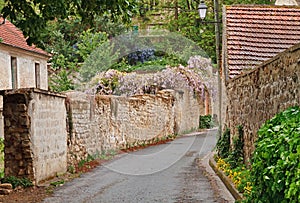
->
<box><xmin>245</xmin><ymin>106</ymin><xmax>300</xmax><ymax>203</ymax></box>
<box><xmin>216</xmin><ymin>128</ymin><xmax>231</xmax><ymax>159</ymax></box>
<box><xmin>199</xmin><ymin>115</ymin><xmax>216</xmax><ymax>129</ymax></box>
<box><xmin>1</xmin><ymin>176</ymin><xmax>33</xmax><ymax>189</ymax></box>
<box><xmin>1</xmin><ymin>0</ymin><xmax>138</xmax><ymax>45</ymax></box>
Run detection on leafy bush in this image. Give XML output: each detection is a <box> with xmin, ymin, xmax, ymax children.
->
<box><xmin>227</xmin><ymin>125</ymin><xmax>244</xmax><ymax>168</ymax></box>
<box><xmin>199</xmin><ymin>114</ymin><xmax>215</xmax><ymax>129</ymax></box>
<box><xmin>0</xmin><ymin>138</ymin><xmax>4</xmax><ymax>153</ymax></box>
<box><xmin>111</xmin><ymin>51</ymin><xmax>186</xmax><ymax>73</ymax></box>
<box><xmin>245</xmin><ymin>106</ymin><xmax>300</xmax><ymax>203</ymax></box>
<box><xmin>50</xmin><ymin>180</ymin><xmax>65</xmax><ymax>187</ymax></box>
<box><xmin>216</xmin><ymin>128</ymin><xmax>231</xmax><ymax>159</ymax></box>
<box><xmin>1</xmin><ymin>176</ymin><xmax>33</xmax><ymax>188</ymax></box>
<box><xmin>79</xmin><ymin>41</ymin><xmax>120</xmax><ymax>83</ymax></box>
<box><xmin>126</xmin><ymin>48</ymin><xmax>156</xmax><ymax>65</ymax></box>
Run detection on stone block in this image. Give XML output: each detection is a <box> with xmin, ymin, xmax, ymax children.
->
<box><xmin>0</xmin><ymin>188</ymin><xmax>12</xmax><ymax>195</ymax></box>
<box><xmin>16</xmin><ymin>104</ymin><xmax>27</xmax><ymax>112</ymax></box>
<box><xmin>225</xmin><ymin>46</ymin><xmax>300</xmax><ymax>161</ymax></box>
<box><xmin>0</xmin><ymin>183</ymin><xmax>13</xmax><ymax>190</ymax></box>
<box><xmin>15</xmin><ymin>154</ymin><xmax>23</xmax><ymax>160</ymax></box>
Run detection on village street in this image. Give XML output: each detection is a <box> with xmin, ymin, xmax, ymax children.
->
<box><xmin>43</xmin><ymin>129</ymin><xmax>234</xmax><ymax>203</ymax></box>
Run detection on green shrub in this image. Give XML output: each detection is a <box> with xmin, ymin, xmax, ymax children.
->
<box><xmin>199</xmin><ymin>114</ymin><xmax>215</xmax><ymax>129</ymax></box>
<box><xmin>216</xmin><ymin>128</ymin><xmax>231</xmax><ymax>159</ymax></box>
<box><xmin>1</xmin><ymin>176</ymin><xmax>33</xmax><ymax>189</ymax></box>
<box><xmin>50</xmin><ymin>180</ymin><xmax>65</xmax><ymax>187</ymax></box>
<box><xmin>0</xmin><ymin>138</ymin><xmax>4</xmax><ymax>153</ymax></box>
<box><xmin>227</xmin><ymin>125</ymin><xmax>244</xmax><ymax>168</ymax></box>
<box><xmin>245</xmin><ymin>106</ymin><xmax>300</xmax><ymax>203</ymax></box>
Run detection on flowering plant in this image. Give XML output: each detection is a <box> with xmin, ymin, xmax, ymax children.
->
<box><xmin>87</xmin><ymin>55</ymin><xmax>216</xmax><ymax>101</ymax></box>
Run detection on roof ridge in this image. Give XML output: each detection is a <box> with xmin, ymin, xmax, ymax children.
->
<box><xmin>0</xmin><ymin>17</ymin><xmax>50</xmax><ymax>57</ymax></box>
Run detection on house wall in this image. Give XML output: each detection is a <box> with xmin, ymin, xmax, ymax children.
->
<box><xmin>1</xmin><ymin>89</ymin><xmax>67</xmax><ymax>184</ymax></box>
<box><xmin>0</xmin><ymin>50</ymin><xmax>11</xmax><ymax>89</ymax></box>
<box><xmin>0</xmin><ymin>45</ymin><xmax>49</xmax><ymax>138</ymax></box>
<box><xmin>0</xmin><ymin>44</ymin><xmax>48</xmax><ymax>91</ymax></box>
<box><xmin>66</xmin><ymin>89</ymin><xmax>203</xmax><ymax>166</ymax></box>
<box><xmin>225</xmin><ymin>43</ymin><xmax>300</xmax><ymax>161</ymax></box>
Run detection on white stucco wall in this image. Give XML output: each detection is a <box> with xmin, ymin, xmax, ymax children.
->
<box><xmin>29</xmin><ymin>90</ymin><xmax>67</xmax><ymax>183</ymax></box>
<box><xmin>0</xmin><ymin>50</ymin><xmax>12</xmax><ymax>89</ymax></box>
<box><xmin>0</xmin><ymin>45</ymin><xmax>49</xmax><ymax>90</ymax></box>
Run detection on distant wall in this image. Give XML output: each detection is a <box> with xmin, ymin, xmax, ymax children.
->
<box><xmin>225</xmin><ymin>43</ymin><xmax>300</xmax><ymax>160</ymax></box>
<box><xmin>1</xmin><ymin>89</ymin><xmax>67</xmax><ymax>184</ymax></box>
<box><xmin>66</xmin><ymin>89</ymin><xmax>204</xmax><ymax>166</ymax></box>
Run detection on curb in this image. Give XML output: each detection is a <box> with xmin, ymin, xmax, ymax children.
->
<box><xmin>208</xmin><ymin>155</ymin><xmax>243</xmax><ymax>201</ymax></box>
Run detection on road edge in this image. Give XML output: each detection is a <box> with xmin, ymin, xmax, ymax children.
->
<box><xmin>208</xmin><ymin>153</ymin><xmax>244</xmax><ymax>201</ymax></box>
<box><xmin>199</xmin><ymin>152</ymin><xmax>235</xmax><ymax>203</ymax></box>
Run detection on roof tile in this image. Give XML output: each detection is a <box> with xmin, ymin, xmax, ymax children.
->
<box><xmin>0</xmin><ymin>17</ymin><xmax>49</xmax><ymax>57</ymax></box>
<box><xmin>224</xmin><ymin>5</ymin><xmax>300</xmax><ymax>78</ymax></box>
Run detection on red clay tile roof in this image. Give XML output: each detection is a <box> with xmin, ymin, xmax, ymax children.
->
<box><xmin>0</xmin><ymin>17</ymin><xmax>50</xmax><ymax>57</ymax></box>
<box><xmin>224</xmin><ymin>5</ymin><xmax>300</xmax><ymax>79</ymax></box>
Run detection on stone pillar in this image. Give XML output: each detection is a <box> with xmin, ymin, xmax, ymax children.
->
<box><xmin>1</xmin><ymin>88</ymin><xmax>67</xmax><ymax>184</ymax></box>
<box><xmin>2</xmin><ymin>92</ymin><xmax>34</xmax><ymax>180</ymax></box>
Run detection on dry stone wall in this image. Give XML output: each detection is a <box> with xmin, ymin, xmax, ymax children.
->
<box><xmin>1</xmin><ymin>89</ymin><xmax>67</xmax><ymax>184</ymax></box>
<box><xmin>66</xmin><ymin>88</ymin><xmax>204</xmax><ymax>166</ymax></box>
<box><xmin>2</xmin><ymin>91</ymin><xmax>34</xmax><ymax>181</ymax></box>
<box><xmin>225</xmin><ymin>43</ymin><xmax>300</xmax><ymax>161</ymax></box>
<box><xmin>1</xmin><ymin>87</ymin><xmax>205</xmax><ymax>181</ymax></box>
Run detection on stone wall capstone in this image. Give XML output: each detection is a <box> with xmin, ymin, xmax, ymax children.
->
<box><xmin>225</xmin><ymin>43</ymin><xmax>300</xmax><ymax>161</ymax></box>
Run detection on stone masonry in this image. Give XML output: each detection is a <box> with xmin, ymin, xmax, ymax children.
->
<box><xmin>1</xmin><ymin>87</ymin><xmax>206</xmax><ymax>181</ymax></box>
<box><xmin>66</xmin><ymin>88</ymin><xmax>205</xmax><ymax>166</ymax></box>
<box><xmin>225</xmin><ymin>43</ymin><xmax>300</xmax><ymax>161</ymax></box>
<box><xmin>1</xmin><ymin>88</ymin><xmax>67</xmax><ymax>184</ymax></box>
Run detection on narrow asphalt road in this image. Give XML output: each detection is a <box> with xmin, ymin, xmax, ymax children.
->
<box><xmin>44</xmin><ymin>129</ymin><xmax>231</xmax><ymax>203</ymax></box>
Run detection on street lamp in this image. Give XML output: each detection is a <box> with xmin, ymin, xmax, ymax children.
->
<box><xmin>197</xmin><ymin>0</ymin><xmax>222</xmax><ymax>137</ymax></box>
<box><xmin>198</xmin><ymin>1</ymin><xmax>208</xmax><ymax>20</ymax></box>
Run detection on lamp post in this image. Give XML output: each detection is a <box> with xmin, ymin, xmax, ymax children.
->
<box><xmin>198</xmin><ymin>0</ymin><xmax>222</xmax><ymax>137</ymax></box>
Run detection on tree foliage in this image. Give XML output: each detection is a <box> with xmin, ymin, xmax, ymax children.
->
<box><xmin>1</xmin><ymin>0</ymin><xmax>138</xmax><ymax>45</ymax></box>
<box><xmin>135</xmin><ymin>0</ymin><xmax>275</xmax><ymax>63</ymax></box>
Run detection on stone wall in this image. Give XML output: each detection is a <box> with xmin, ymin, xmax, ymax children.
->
<box><xmin>1</xmin><ymin>87</ymin><xmax>206</xmax><ymax>181</ymax></box>
<box><xmin>225</xmin><ymin>43</ymin><xmax>300</xmax><ymax>161</ymax></box>
<box><xmin>66</xmin><ymin>88</ymin><xmax>204</xmax><ymax>166</ymax></box>
<box><xmin>1</xmin><ymin>89</ymin><xmax>67</xmax><ymax>184</ymax></box>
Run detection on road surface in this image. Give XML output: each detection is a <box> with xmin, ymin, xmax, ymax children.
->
<box><xmin>44</xmin><ymin>129</ymin><xmax>233</xmax><ymax>203</ymax></box>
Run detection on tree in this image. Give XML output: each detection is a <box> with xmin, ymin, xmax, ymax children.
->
<box><xmin>0</xmin><ymin>0</ymin><xmax>139</xmax><ymax>45</ymax></box>
<box><xmin>0</xmin><ymin>0</ymin><xmax>4</xmax><ymax>11</ymax></box>
<box><xmin>134</xmin><ymin>0</ymin><xmax>275</xmax><ymax>64</ymax></box>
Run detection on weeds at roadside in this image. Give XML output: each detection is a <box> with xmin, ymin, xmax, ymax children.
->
<box><xmin>50</xmin><ymin>180</ymin><xmax>65</xmax><ymax>187</ymax></box>
<box><xmin>1</xmin><ymin>176</ymin><xmax>33</xmax><ymax>189</ymax></box>
<box><xmin>0</xmin><ymin>138</ymin><xmax>4</xmax><ymax>179</ymax></box>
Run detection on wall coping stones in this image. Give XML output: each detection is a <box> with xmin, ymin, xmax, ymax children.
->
<box><xmin>0</xmin><ymin>88</ymin><xmax>66</xmax><ymax>98</ymax></box>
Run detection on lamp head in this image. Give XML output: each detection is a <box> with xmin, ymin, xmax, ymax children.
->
<box><xmin>198</xmin><ymin>1</ymin><xmax>208</xmax><ymax>20</ymax></box>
